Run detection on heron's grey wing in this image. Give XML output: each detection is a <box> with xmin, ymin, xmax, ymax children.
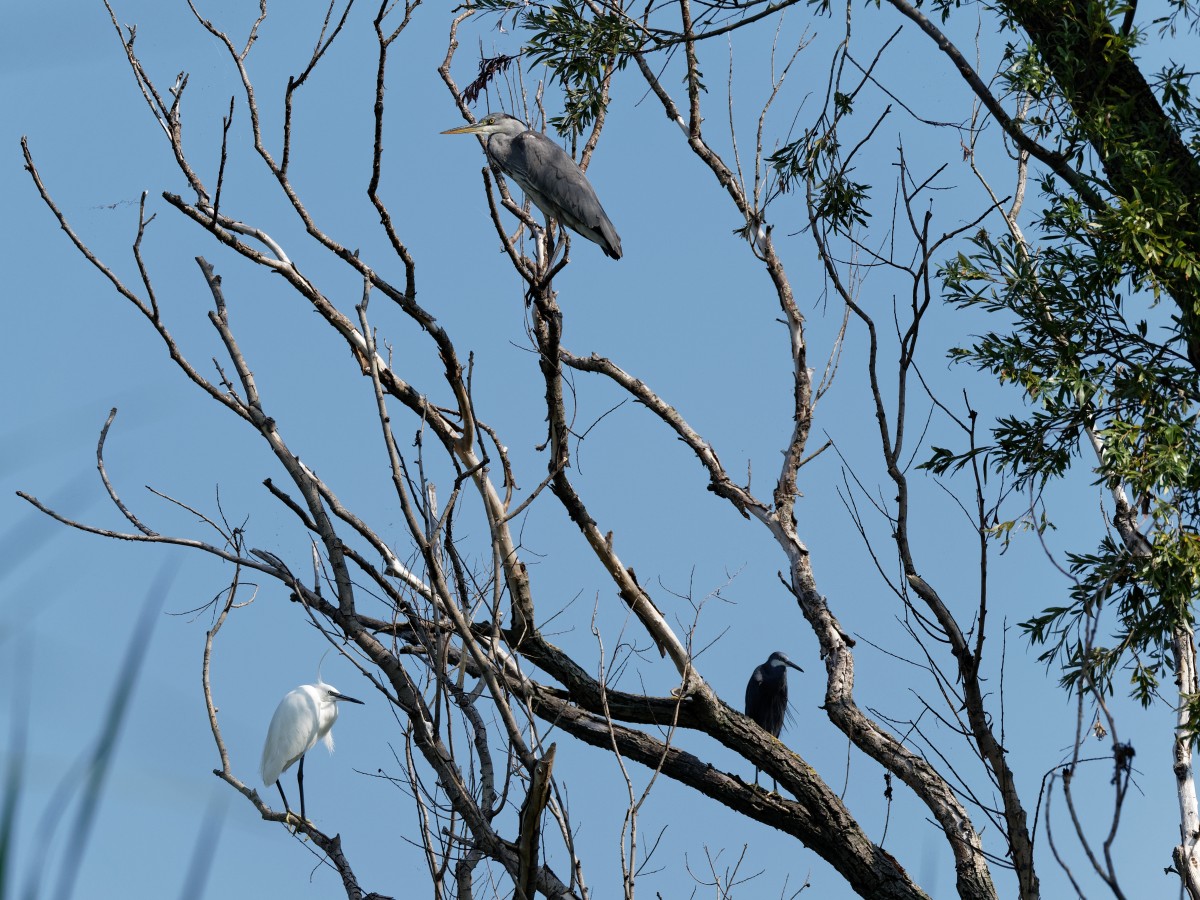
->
<box><xmin>505</xmin><ymin>131</ymin><xmax>623</xmax><ymax>259</ymax></box>
<box><xmin>261</xmin><ymin>689</ymin><xmax>319</xmax><ymax>785</ymax></box>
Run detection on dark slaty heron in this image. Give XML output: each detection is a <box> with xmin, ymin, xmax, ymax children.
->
<box><xmin>745</xmin><ymin>651</ymin><xmax>804</xmax><ymax>792</ymax></box>
<box><xmin>442</xmin><ymin>112</ymin><xmax>622</xmax><ymax>260</ymax></box>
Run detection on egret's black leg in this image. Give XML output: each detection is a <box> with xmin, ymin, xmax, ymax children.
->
<box><xmin>298</xmin><ymin>754</ymin><xmax>307</xmax><ymax>825</ymax></box>
<box><xmin>276</xmin><ymin>781</ymin><xmax>300</xmax><ymax>831</ymax></box>
<box><xmin>754</xmin><ymin>767</ymin><xmax>761</xmax><ymax>787</ymax></box>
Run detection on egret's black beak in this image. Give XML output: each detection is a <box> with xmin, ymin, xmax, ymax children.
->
<box><xmin>785</xmin><ymin>660</ymin><xmax>804</xmax><ymax>673</ymax></box>
<box><xmin>332</xmin><ymin>692</ymin><xmax>364</xmax><ymax>705</ymax></box>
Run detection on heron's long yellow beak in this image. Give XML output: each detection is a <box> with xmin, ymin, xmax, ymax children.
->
<box><xmin>441</xmin><ymin>122</ymin><xmax>487</xmax><ymax>135</ymax></box>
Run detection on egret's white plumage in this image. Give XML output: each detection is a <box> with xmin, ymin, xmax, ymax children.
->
<box><xmin>261</xmin><ymin>679</ymin><xmax>363</xmax><ymax>825</ymax></box>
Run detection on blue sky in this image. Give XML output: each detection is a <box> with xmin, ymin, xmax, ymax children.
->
<box><xmin>1</xmin><ymin>2</ymin><xmax>1192</xmax><ymax>898</ymax></box>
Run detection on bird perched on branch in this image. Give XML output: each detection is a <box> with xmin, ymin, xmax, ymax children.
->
<box><xmin>261</xmin><ymin>676</ymin><xmax>364</xmax><ymax>828</ymax></box>
<box><xmin>745</xmin><ymin>650</ymin><xmax>804</xmax><ymax>792</ymax></box>
<box><xmin>442</xmin><ymin>112</ymin><xmax>623</xmax><ymax>260</ymax></box>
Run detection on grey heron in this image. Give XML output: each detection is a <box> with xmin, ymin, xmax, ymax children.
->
<box><xmin>261</xmin><ymin>679</ymin><xmax>364</xmax><ymax>827</ymax></box>
<box><xmin>745</xmin><ymin>651</ymin><xmax>804</xmax><ymax>791</ymax></box>
<box><xmin>442</xmin><ymin>112</ymin><xmax>623</xmax><ymax>260</ymax></box>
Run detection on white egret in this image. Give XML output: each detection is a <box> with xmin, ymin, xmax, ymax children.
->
<box><xmin>260</xmin><ymin>678</ymin><xmax>364</xmax><ymax>827</ymax></box>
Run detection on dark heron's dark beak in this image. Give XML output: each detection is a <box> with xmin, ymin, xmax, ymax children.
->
<box><xmin>785</xmin><ymin>660</ymin><xmax>804</xmax><ymax>673</ymax></box>
<box><xmin>332</xmin><ymin>692</ymin><xmax>364</xmax><ymax>705</ymax></box>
